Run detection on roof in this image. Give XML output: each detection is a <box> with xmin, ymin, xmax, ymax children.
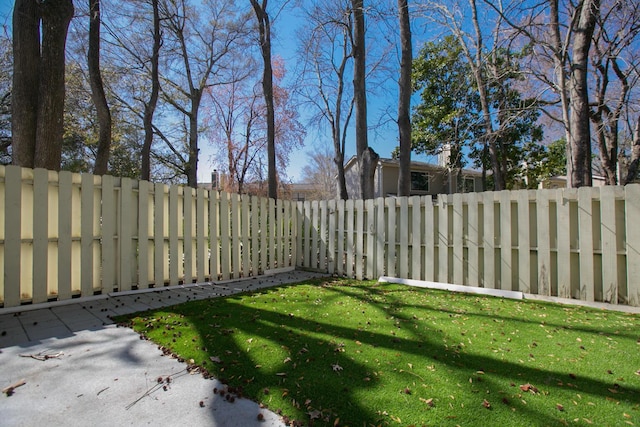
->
<box><xmin>343</xmin><ymin>156</ymin><xmax>484</xmax><ymax>176</ymax></box>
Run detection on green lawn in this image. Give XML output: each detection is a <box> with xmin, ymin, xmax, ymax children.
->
<box><xmin>117</xmin><ymin>279</ymin><xmax>640</xmax><ymax>426</ymax></box>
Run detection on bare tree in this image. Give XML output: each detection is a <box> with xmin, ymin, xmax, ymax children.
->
<box><xmin>141</xmin><ymin>0</ymin><xmax>161</xmax><ymax>181</ymax></box>
<box><xmin>301</xmin><ymin>146</ymin><xmax>338</xmax><ymax>199</ymax></box>
<box><xmin>160</xmin><ymin>0</ymin><xmax>248</xmax><ymax>187</ymax></box>
<box><xmin>423</xmin><ymin>0</ymin><xmax>505</xmax><ymax>189</ymax></box>
<box><xmin>250</xmin><ymin>0</ymin><xmax>277</xmax><ymax>199</ymax></box>
<box><xmin>352</xmin><ymin>0</ymin><xmax>378</xmax><ymax>199</ymax></box>
<box><xmin>297</xmin><ymin>0</ymin><xmax>354</xmax><ymax>200</ymax></box>
<box><xmin>480</xmin><ymin>0</ymin><xmax>603</xmax><ymax>187</ymax></box>
<box><xmin>88</xmin><ymin>0</ymin><xmax>112</xmax><ymax>175</ymax></box>
<box><xmin>589</xmin><ymin>1</ymin><xmax>640</xmax><ymax>185</ymax></box>
<box><xmin>396</xmin><ymin>0</ymin><xmax>412</xmax><ymax>196</ymax></box>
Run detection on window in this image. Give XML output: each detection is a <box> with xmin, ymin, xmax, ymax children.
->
<box><xmin>464</xmin><ymin>177</ymin><xmax>475</xmax><ymax>193</ymax></box>
<box><xmin>410</xmin><ymin>172</ymin><xmax>430</xmax><ymax>192</ymax></box>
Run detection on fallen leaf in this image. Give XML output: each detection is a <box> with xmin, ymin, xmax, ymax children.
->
<box><xmin>332</xmin><ymin>363</ymin><xmax>343</xmax><ymax>372</ymax></box>
<box><xmin>557</xmin><ymin>403</ymin><xmax>564</xmax><ymax>411</ymax></box>
<box><xmin>210</xmin><ymin>356</ymin><xmax>222</xmax><ymax>363</ymax></box>
<box><xmin>420</xmin><ymin>397</ymin><xmax>435</xmax><ymax>407</ymax></box>
<box><xmin>483</xmin><ymin>399</ymin><xmax>491</xmax><ymax>409</ymax></box>
<box><xmin>520</xmin><ymin>383</ymin><xmax>539</xmax><ymax>394</ymax></box>
<box><xmin>308</xmin><ymin>409</ymin><xmax>321</xmax><ymax>419</ymax></box>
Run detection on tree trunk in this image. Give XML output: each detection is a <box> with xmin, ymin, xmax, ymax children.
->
<box><xmin>89</xmin><ymin>0</ymin><xmax>112</xmax><ymax>176</ymax></box>
<box><xmin>547</xmin><ymin>0</ymin><xmax>574</xmax><ymax>188</ymax></box>
<box><xmin>352</xmin><ymin>0</ymin><xmax>375</xmax><ymax>199</ymax></box>
<box><xmin>34</xmin><ymin>0</ymin><xmax>74</xmax><ymax>171</ymax></box>
<box><xmin>11</xmin><ymin>0</ymin><xmax>40</xmax><ymax>168</ymax></box>
<box><xmin>469</xmin><ymin>0</ymin><xmax>504</xmax><ymax>190</ymax></box>
<box><xmin>251</xmin><ymin>0</ymin><xmax>277</xmax><ymax>200</ymax></box>
<box><xmin>186</xmin><ymin>93</ymin><xmax>201</xmax><ymax>188</ymax></box>
<box><xmin>623</xmin><ymin>119</ymin><xmax>640</xmax><ymax>185</ymax></box>
<box><xmin>141</xmin><ymin>0</ymin><xmax>161</xmax><ymax>182</ymax></box>
<box><xmin>334</xmin><ymin>150</ymin><xmax>348</xmax><ymax>200</ymax></box>
<box><xmin>396</xmin><ymin>0</ymin><xmax>412</xmax><ymax>197</ymax></box>
<box><xmin>568</xmin><ymin>0</ymin><xmax>598</xmax><ymax>187</ymax></box>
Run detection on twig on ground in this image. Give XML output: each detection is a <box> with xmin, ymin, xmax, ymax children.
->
<box><xmin>125</xmin><ymin>368</ymin><xmax>189</xmax><ymax>410</ymax></box>
<box><xmin>3</xmin><ymin>379</ymin><xmax>26</xmax><ymax>396</ymax></box>
<box><xmin>19</xmin><ymin>350</ymin><xmax>64</xmax><ymax>361</ymax></box>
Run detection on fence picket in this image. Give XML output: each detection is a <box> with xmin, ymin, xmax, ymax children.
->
<box><xmin>386</xmin><ymin>198</ymin><xmax>396</xmax><ymax>278</ymax></box>
<box><xmin>4</xmin><ymin>166</ymin><xmax>22</xmax><ymax>306</ymax></box>
<box><xmin>209</xmin><ymin>190</ymin><xmax>220</xmax><ymax>280</ymax></box>
<box><xmin>80</xmin><ymin>174</ymin><xmax>96</xmax><ymax>296</ymax></box>
<box><xmin>251</xmin><ymin>196</ymin><xmax>259</xmax><ymax>275</ymax></box>
<box><xmin>242</xmin><ymin>195</ymin><xmax>250</xmax><ymax>276</ymax></box>
<box><xmin>154</xmin><ymin>183</ymin><xmax>167</xmax><ymax>286</ymax></box>
<box><xmin>119</xmin><ymin>178</ymin><xmax>134</xmax><ymax>291</ymax></box>
<box><xmin>376</xmin><ymin>198</ymin><xmax>386</xmax><ymax>278</ymax></box>
<box><xmin>578</xmin><ymin>187</ymin><xmax>596</xmax><ymax>301</ymax></box>
<box><xmin>336</xmin><ymin>200</ymin><xmax>345</xmax><ymax>275</ymax></box>
<box><xmin>220</xmin><ymin>192</ymin><xmax>230</xmax><ymax>280</ymax></box>
<box><xmin>466</xmin><ymin>193</ymin><xmax>479</xmax><ymax>287</ymax></box>
<box><xmin>138</xmin><ymin>181</ymin><xmax>150</xmax><ymax>289</ymax></box>
<box><xmin>231</xmin><ymin>194</ymin><xmax>240</xmax><ymax>278</ymax></box>
<box><xmin>311</xmin><ymin>201</ymin><xmax>319</xmax><ymax>269</ymax></box>
<box><xmin>424</xmin><ymin>197</ymin><xmax>435</xmax><ymax>282</ymax></box>
<box><xmin>183</xmin><ymin>188</ymin><xmax>194</xmax><ymax>284</ymax></box>
<box><xmin>625</xmin><ymin>185</ymin><xmax>640</xmax><ymax>306</ymax></box>
<box><xmin>57</xmin><ymin>171</ymin><xmax>73</xmax><ymax>300</ymax></box>
<box><xmin>355</xmin><ymin>199</ymin><xmax>364</xmax><ymax>280</ymax></box>
<box><xmin>452</xmin><ymin>193</ymin><xmax>464</xmax><ymax>285</ymax></box>
<box><xmin>33</xmin><ymin>169</ymin><xmax>49</xmax><ymax>303</ymax></box>
<box><xmin>196</xmin><ymin>188</ymin><xmax>207</xmax><ymax>282</ymax></box>
<box><xmin>482</xmin><ymin>192</ymin><xmax>496</xmax><ymax>289</ymax></box>
<box><xmin>398</xmin><ymin>197</ymin><xmax>409</xmax><ymax>279</ymax></box>
<box><xmin>366</xmin><ymin>199</ymin><xmax>376</xmax><ymax>279</ymax></box>
<box><xmin>437</xmin><ymin>195</ymin><xmax>450</xmax><ymax>283</ymax></box>
<box><xmin>516</xmin><ymin>190</ymin><xmax>531</xmax><ymax>293</ymax></box>
<box><xmin>346</xmin><ymin>199</ymin><xmax>354</xmax><ymax>278</ymax></box>
<box><xmin>320</xmin><ymin>200</ymin><xmax>328</xmax><ymax>271</ymax></box>
<box><xmin>259</xmin><ymin>197</ymin><xmax>267</xmax><ymax>273</ymax></box>
<box><xmin>601</xmin><ymin>187</ymin><xmax>618</xmax><ymax>303</ymax></box>
<box><xmin>284</xmin><ymin>200</ymin><xmax>292</xmax><ymax>268</ymax></box>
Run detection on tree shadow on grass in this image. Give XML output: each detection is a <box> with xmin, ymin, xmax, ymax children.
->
<box><xmin>125</xmin><ymin>281</ymin><xmax>640</xmax><ymax>426</ymax></box>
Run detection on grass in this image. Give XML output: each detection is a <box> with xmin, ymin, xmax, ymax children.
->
<box><xmin>117</xmin><ymin>278</ymin><xmax>640</xmax><ymax>426</ymax></box>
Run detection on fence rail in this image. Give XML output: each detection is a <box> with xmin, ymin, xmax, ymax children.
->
<box><xmin>1</xmin><ymin>165</ymin><xmax>639</xmax><ymax>308</ymax></box>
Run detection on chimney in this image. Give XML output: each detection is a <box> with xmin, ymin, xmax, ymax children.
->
<box><xmin>438</xmin><ymin>144</ymin><xmax>451</xmax><ymax>168</ymax></box>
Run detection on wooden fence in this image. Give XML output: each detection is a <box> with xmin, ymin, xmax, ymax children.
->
<box><xmin>297</xmin><ymin>186</ymin><xmax>640</xmax><ymax>306</ymax></box>
<box><xmin>1</xmin><ymin>165</ymin><xmax>639</xmax><ymax>308</ymax></box>
<box><xmin>0</xmin><ymin>165</ymin><xmax>296</xmax><ymax>308</ymax></box>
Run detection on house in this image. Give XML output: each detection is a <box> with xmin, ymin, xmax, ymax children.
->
<box><xmin>343</xmin><ymin>155</ymin><xmax>484</xmax><ymax>199</ymax></box>
<box><xmin>538</xmin><ymin>175</ymin><xmax>607</xmax><ymax>189</ymax></box>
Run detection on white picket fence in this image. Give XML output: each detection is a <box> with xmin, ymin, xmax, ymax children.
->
<box><xmin>1</xmin><ymin>165</ymin><xmax>639</xmax><ymax>308</ymax></box>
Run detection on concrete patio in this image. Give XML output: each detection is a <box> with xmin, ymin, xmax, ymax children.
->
<box><xmin>0</xmin><ymin>270</ymin><xmax>328</xmax><ymax>426</ymax></box>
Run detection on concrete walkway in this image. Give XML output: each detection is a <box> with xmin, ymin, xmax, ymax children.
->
<box><xmin>0</xmin><ymin>270</ymin><xmax>328</xmax><ymax>426</ymax></box>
